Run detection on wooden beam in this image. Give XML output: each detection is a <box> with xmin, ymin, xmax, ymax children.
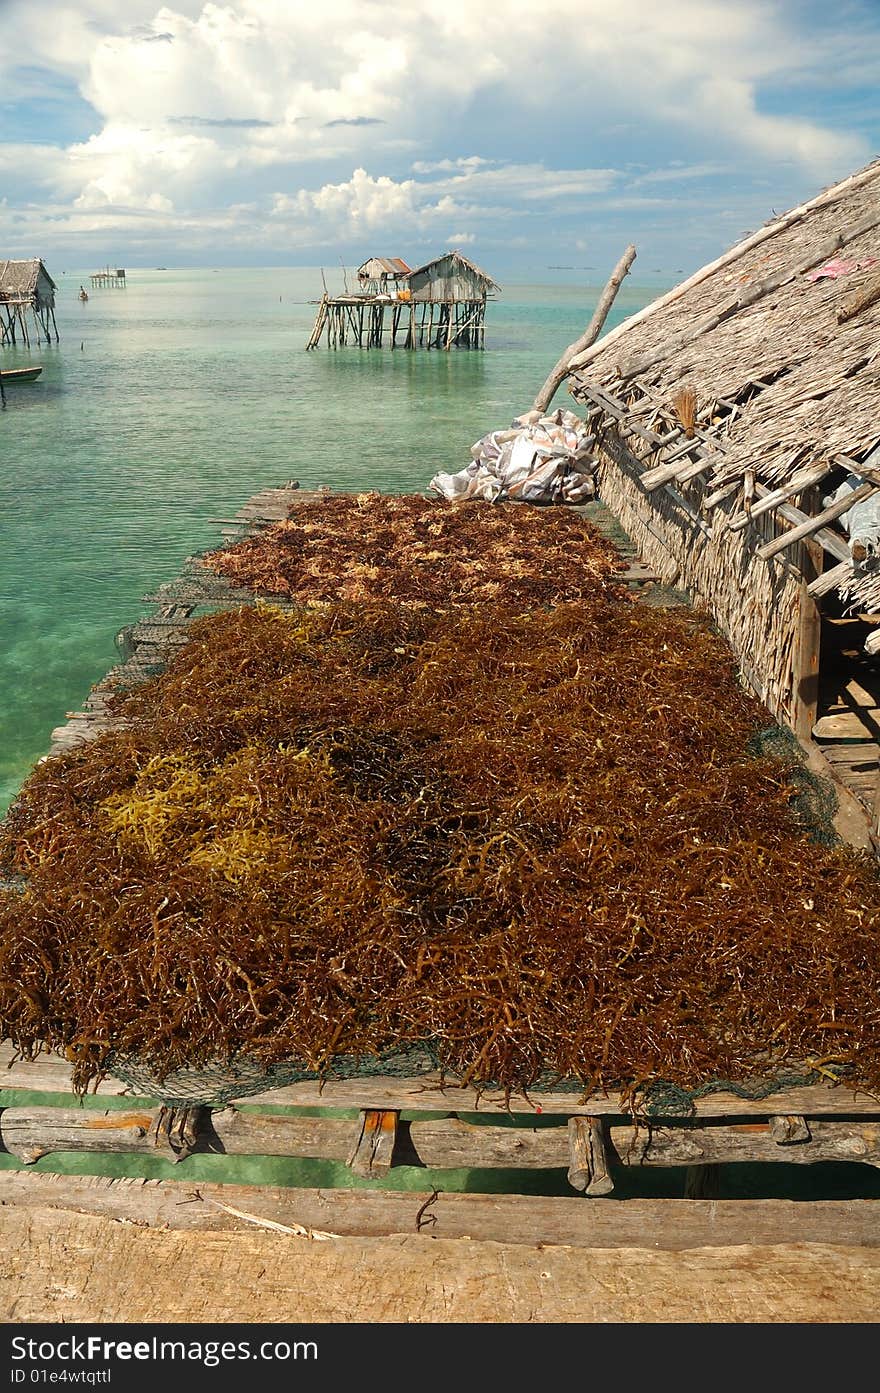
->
<box><xmin>3</xmin><ymin>1045</ymin><xmax>880</xmax><ymax>1117</ymax></box>
<box><xmin>3</xmin><ymin>1105</ymin><xmax>880</xmax><ymax>1170</ymax></box>
<box><xmin>756</xmin><ymin>481</ymin><xmax>877</xmax><ymax>561</ymax></box>
<box><xmin>347</xmin><ymin>1109</ymin><xmax>399</xmax><ymax>1176</ymax></box>
<box><xmin>808</xmin><ymin>559</ymin><xmax>855</xmax><ymax>597</ymax></box>
<box><xmin>727</xmin><ymin>461</ymin><xmax>834</xmax><ymax>532</ymax></box>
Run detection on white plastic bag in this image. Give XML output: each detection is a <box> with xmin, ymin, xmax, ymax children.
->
<box><xmin>429</xmin><ymin>407</ymin><xmax>596</xmax><ymax>505</ymax></box>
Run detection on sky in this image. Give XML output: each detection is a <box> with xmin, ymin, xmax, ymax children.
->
<box><xmin>0</xmin><ymin>0</ymin><xmax>878</xmax><ymax>278</ymax></box>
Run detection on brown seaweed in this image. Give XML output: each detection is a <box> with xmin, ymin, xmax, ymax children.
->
<box><xmin>1</xmin><ymin>597</ymin><xmax>879</xmax><ymax>1099</ymax></box>
<box><xmin>204</xmin><ymin>492</ymin><xmax>626</xmax><ymax>608</ymax></box>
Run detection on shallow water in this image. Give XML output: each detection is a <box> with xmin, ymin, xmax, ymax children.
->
<box><xmin>0</xmin><ymin>267</ymin><xmax>663</xmax><ymax>813</ymax></box>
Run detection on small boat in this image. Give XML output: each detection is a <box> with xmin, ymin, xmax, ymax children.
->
<box><xmin>0</xmin><ymin>366</ymin><xmax>43</xmax><ymax>383</ymax></box>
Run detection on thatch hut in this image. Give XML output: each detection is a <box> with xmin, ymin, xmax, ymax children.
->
<box><xmin>356</xmin><ymin>256</ymin><xmax>411</xmax><ymax>295</ymax></box>
<box><xmin>0</xmin><ymin>258</ymin><xmax>58</xmax><ymax>346</ymax></box>
<box><xmin>565</xmin><ymin>159</ymin><xmax>880</xmax><ymax>835</ymax></box>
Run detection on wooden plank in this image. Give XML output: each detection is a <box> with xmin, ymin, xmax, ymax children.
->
<box><xmin>1</xmin><ymin>1171</ymin><xmax>879</xmax><ymax>1252</ymax></box>
<box><xmin>3</xmin><ymin>1048</ymin><xmax>880</xmax><ymax>1118</ymax></box>
<box><xmin>4</xmin><ymin>1206</ymin><xmax>880</xmax><ymax>1325</ymax></box>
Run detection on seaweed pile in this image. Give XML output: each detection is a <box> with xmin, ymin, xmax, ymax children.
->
<box><xmin>204</xmin><ymin>491</ymin><xmax>624</xmax><ymax>606</ymax></box>
<box><xmin>2</xmin><ymin>596</ymin><xmax>880</xmax><ymax>1100</ymax></box>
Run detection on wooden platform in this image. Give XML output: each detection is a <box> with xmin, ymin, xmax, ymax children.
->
<box><xmin>0</xmin><ymin>1046</ymin><xmax>878</xmax><ymax>1250</ymax></box>
<box><xmin>9</xmin><ymin>483</ymin><xmax>879</xmax><ymax>1258</ymax></box>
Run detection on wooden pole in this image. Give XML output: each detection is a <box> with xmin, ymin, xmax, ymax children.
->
<box><xmin>533</xmin><ymin>244</ymin><xmax>637</xmax><ymax>413</ymax></box>
<box><xmin>793</xmin><ymin>517</ymin><xmax>823</xmax><ymax>742</ymax></box>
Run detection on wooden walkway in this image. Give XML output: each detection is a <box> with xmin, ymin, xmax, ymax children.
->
<box><xmin>7</xmin><ymin>482</ymin><xmax>878</xmax><ymax>1256</ymax></box>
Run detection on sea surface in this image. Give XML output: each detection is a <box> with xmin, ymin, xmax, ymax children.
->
<box><xmin>0</xmin><ymin>265</ymin><xmax>665</xmax><ymax>815</ymax></box>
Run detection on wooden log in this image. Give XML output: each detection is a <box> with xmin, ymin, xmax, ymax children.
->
<box><xmin>727</xmin><ymin>461</ymin><xmax>833</xmax><ymax>532</ymax></box>
<box><xmin>347</xmin><ymin>1109</ymin><xmax>399</xmax><ymax>1176</ymax></box>
<box><xmin>2</xmin><ymin>1171</ymin><xmax>880</xmax><ymax>1251</ymax></box>
<box><xmin>813</xmin><ymin>557</ymin><xmax>852</xmax><ymax>596</ymax></box>
<box><xmin>771</xmin><ymin>1115</ymin><xmax>811</xmax><ymax>1145</ymax></box>
<box><xmin>837</xmin><ymin>271</ymin><xmax>880</xmax><ymax>325</ymax></box>
<box><xmin>756</xmin><ymin>480</ymin><xmax>877</xmax><ymax>561</ymax></box>
<box><xmin>7</xmin><ymin>1104</ymin><xmax>880</xmax><ymax>1171</ymax></box>
<box><xmin>567</xmin><ymin>1117</ymin><xmax>614</xmax><ymax>1194</ymax></box>
<box><xmin>533</xmin><ymin>244</ymin><xmax>637</xmax><ymax>412</ymax></box>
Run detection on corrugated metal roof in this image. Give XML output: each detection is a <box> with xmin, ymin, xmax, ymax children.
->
<box><xmin>357</xmin><ymin>256</ymin><xmax>411</xmax><ymax>277</ymax></box>
<box><xmin>406</xmin><ymin>250</ymin><xmax>499</xmax><ymax>290</ymax></box>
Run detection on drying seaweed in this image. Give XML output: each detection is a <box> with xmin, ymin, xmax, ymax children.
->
<box><xmin>2</xmin><ymin>598</ymin><xmax>880</xmax><ymax>1102</ymax></box>
<box><xmin>203</xmin><ymin>491</ymin><xmax>625</xmax><ymax>607</ymax></box>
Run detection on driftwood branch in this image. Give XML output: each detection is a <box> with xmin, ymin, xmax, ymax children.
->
<box><xmin>533</xmin><ymin>244</ymin><xmax>637</xmax><ymax>414</ymax></box>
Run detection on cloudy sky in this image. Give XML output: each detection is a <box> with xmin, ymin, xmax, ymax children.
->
<box><xmin>1</xmin><ymin>0</ymin><xmax>878</xmax><ymax>276</ymax></box>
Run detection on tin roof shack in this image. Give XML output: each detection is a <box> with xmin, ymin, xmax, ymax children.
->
<box><xmin>566</xmin><ymin>159</ymin><xmax>880</xmax><ymax>839</ymax></box>
<box><xmin>407</xmin><ymin>250</ymin><xmax>499</xmax><ymax>348</ymax></box>
<box><xmin>0</xmin><ymin>258</ymin><xmax>58</xmax><ymax>346</ymax></box>
<box><xmin>356</xmin><ymin>256</ymin><xmax>411</xmax><ymax>295</ymax></box>
<box><xmin>306</xmin><ymin>249</ymin><xmax>499</xmax><ymax>350</ymax></box>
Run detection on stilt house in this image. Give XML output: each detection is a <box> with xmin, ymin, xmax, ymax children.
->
<box><xmin>0</xmin><ymin>259</ymin><xmax>58</xmax><ymax>346</ymax></box>
<box><xmin>306</xmin><ymin>249</ymin><xmax>499</xmax><ymax>350</ymax></box>
<box><xmin>565</xmin><ymin>159</ymin><xmax>880</xmax><ymax>836</ymax></box>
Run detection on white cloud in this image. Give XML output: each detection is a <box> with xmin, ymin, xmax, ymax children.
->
<box><xmin>0</xmin><ymin>0</ymin><xmax>873</xmax><ymax>263</ymax></box>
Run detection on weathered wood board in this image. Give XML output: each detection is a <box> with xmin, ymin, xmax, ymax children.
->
<box><xmin>1</xmin><ymin>1205</ymin><xmax>878</xmax><ymax>1322</ymax></box>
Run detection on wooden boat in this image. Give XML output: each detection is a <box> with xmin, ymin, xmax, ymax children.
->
<box><xmin>0</xmin><ymin>366</ymin><xmax>43</xmax><ymax>383</ymax></box>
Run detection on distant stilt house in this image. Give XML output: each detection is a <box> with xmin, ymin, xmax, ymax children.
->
<box><xmin>565</xmin><ymin>158</ymin><xmax>880</xmax><ymax>840</ymax></box>
<box><xmin>0</xmin><ymin>259</ymin><xmax>59</xmax><ymax>346</ymax></box>
<box><xmin>90</xmin><ymin>266</ymin><xmax>126</xmax><ymax>288</ymax></box>
<box><xmin>306</xmin><ymin>249</ymin><xmax>499</xmax><ymax>350</ymax></box>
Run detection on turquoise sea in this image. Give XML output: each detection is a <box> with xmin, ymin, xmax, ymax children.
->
<box><xmin>0</xmin><ymin>265</ymin><xmax>664</xmax><ymax>815</ymax></box>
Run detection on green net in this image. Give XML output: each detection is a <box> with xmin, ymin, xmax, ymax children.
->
<box><xmin>748</xmin><ymin>724</ymin><xmax>841</xmax><ymax>846</ymax></box>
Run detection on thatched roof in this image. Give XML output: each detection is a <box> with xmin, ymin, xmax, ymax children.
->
<box><xmin>568</xmin><ymin>160</ymin><xmax>880</xmax><ymax>618</ymax></box>
<box><xmin>407</xmin><ymin>250</ymin><xmax>499</xmax><ymax>291</ymax></box>
<box><xmin>0</xmin><ymin>258</ymin><xmax>56</xmax><ymax>302</ymax></box>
